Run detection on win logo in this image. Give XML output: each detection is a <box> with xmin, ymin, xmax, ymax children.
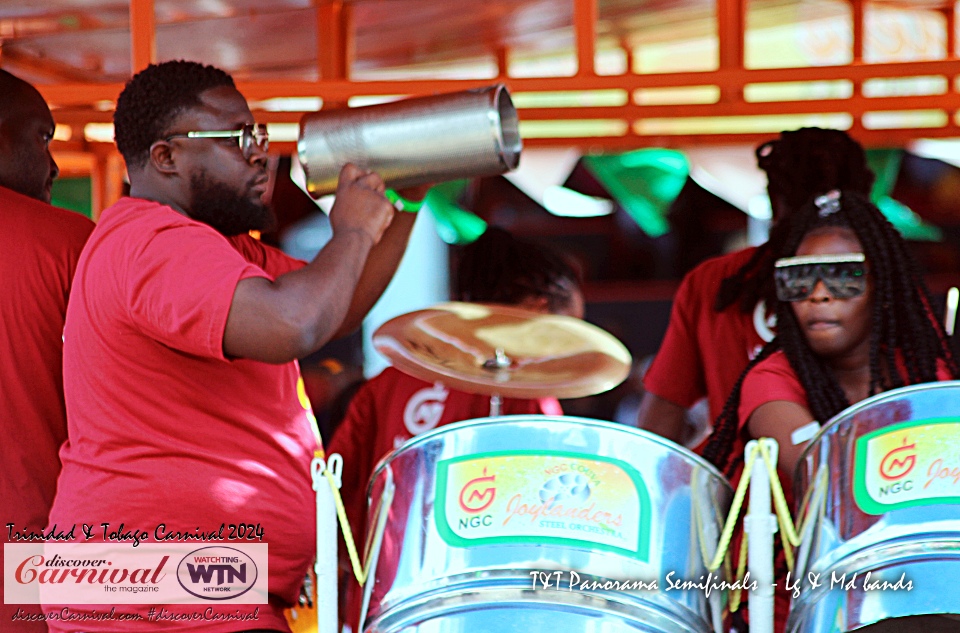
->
<box><xmin>177</xmin><ymin>547</ymin><xmax>258</xmax><ymax>600</ymax></box>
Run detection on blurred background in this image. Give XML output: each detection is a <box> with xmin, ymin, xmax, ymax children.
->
<box><xmin>4</xmin><ymin>0</ymin><xmax>960</xmax><ymax>435</ymax></box>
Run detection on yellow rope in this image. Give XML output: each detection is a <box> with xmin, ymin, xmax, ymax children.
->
<box><xmin>706</xmin><ymin>442</ymin><xmax>758</xmax><ymax>572</ymax></box>
<box><xmin>729</xmin><ymin>526</ymin><xmax>749</xmax><ymax>612</ymax></box>
<box><xmin>697</xmin><ymin>443</ymin><xmax>759</xmax><ymax>613</ymax></box>
<box><xmin>756</xmin><ymin>439</ymin><xmax>826</xmax><ymax>572</ymax></box>
<box><xmin>322</xmin><ymin>469</ymin><xmax>369</xmax><ymax>586</ymax></box>
<box><xmin>703</xmin><ymin>437</ymin><xmax>822</xmax><ymax>609</ymax></box>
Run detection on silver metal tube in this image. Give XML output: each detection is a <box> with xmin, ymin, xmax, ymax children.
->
<box><xmin>297</xmin><ymin>84</ymin><xmax>521</xmax><ymax>197</ymax></box>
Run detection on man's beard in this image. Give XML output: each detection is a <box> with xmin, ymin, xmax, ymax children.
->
<box><xmin>187</xmin><ymin>170</ymin><xmax>275</xmax><ymax>236</ymax></box>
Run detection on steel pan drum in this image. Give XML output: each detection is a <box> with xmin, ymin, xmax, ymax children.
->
<box><xmin>789</xmin><ymin>382</ymin><xmax>960</xmax><ymax>632</ymax></box>
<box><xmin>359</xmin><ymin>416</ymin><xmax>732</xmax><ymax>633</ymax></box>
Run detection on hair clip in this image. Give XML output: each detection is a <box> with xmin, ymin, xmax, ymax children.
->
<box><xmin>815</xmin><ymin>190</ymin><xmax>841</xmax><ymax>217</ymax></box>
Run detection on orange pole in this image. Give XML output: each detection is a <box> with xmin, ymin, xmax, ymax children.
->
<box><xmin>851</xmin><ymin>0</ymin><xmax>864</xmax><ymax>65</ymax></box>
<box><xmin>91</xmin><ymin>147</ymin><xmax>126</xmax><ymax>220</ymax></box>
<box><xmin>574</xmin><ymin>0</ymin><xmax>597</xmax><ymax>77</ymax></box>
<box><xmin>317</xmin><ymin>0</ymin><xmax>346</xmax><ymax>81</ymax></box>
<box><xmin>91</xmin><ymin>151</ymin><xmax>106</xmax><ymax>221</ymax></box>
<box><xmin>496</xmin><ymin>46</ymin><xmax>509</xmax><ymax>79</ymax></box>
<box><xmin>36</xmin><ymin>58</ymin><xmax>960</xmax><ymax>105</ymax></box>
<box><xmin>716</xmin><ymin>0</ymin><xmax>745</xmax><ymax>101</ymax></box>
<box><xmin>317</xmin><ymin>0</ymin><xmax>350</xmax><ymax>109</ymax></box>
<box><xmin>849</xmin><ymin>0</ymin><xmax>865</xmax><ymax>134</ymax></box>
<box><xmin>621</xmin><ymin>38</ymin><xmax>634</xmax><ymax>75</ymax></box>
<box><xmin>944</xmin><ymin>6</ymin><xmax>956</xmax><ymax>59</ymax></box>
<box><xmin>129</xmin><ymin>0</ymin><xmax>156</xmax><ymax>73</ymax></box>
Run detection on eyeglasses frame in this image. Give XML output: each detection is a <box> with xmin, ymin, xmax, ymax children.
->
<box><xmin>164</xmin><ymin>123</ymin><xmax>269</xmax><ymax>160</ymax></box>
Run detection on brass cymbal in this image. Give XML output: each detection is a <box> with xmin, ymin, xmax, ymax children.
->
<box><xmin>373</xmin><ymin>301</ymin><xmax>632</xmax><ymax>399</ymax></box>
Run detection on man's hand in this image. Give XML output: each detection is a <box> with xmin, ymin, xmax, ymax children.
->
<box><xmin>394</xmin><ymin>183</ymin><xmax>432</xmax><ymax>203</ymax></box>
<box><xmin>329</xmin><ymin>163</ymin><xmax>396</xmax><ymax>245</ymax></box>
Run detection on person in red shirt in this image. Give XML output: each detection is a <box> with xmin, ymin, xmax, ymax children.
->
<box><xmin>328</xmin><ymin>226</ymin><xmax>583</xmax><ymax>631</ymax></box>
<box><xmin>0</xmin><ymin>69</ymin><xmax>95</xmax><ymax>632</ymax></box>
<box><xmin>702</xmin><ymin>190</ymin><xmax>958</xmax><ymax>633</ymax></box>
<box><xmin>638</xmin><ymin>128</ymin><xmax>875</xmax><ymax>445</ymax></box>
<box><xmin>45</xmin><ymin>60</ymin><xmax>420</xmax><ymax>633</ymax></box>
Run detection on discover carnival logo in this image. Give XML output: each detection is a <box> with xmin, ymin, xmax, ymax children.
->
<box><xmin>3</xmin><ymin>543</ymin><xmax>268</xmax><ymax>604</ymax></box>
<box><xmin>177</xmin><ymin>547</ymin><xmax>258</xmax><ymax>600</ymax></box>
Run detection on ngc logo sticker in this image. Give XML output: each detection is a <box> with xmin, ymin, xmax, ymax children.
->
<box><xmin>177</xmin><ymin>547</ymin><xmax>258</xmax><ymax>600</ymax></box>
<box><xmin>854</xmin><ymin>418</ymin><xmax>960</xmax><ymax>514</ymax></box>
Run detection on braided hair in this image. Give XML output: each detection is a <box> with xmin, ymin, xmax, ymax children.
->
<box><xmin>714</xmin><ymin>128</ymin><xmax>875</xmax><ymax>314</ymax></box>
<box><xmin>114</xmin><ymin>60</ymin><xmax>236</xmax><ymax>170</ymax></box>
<box><xmin>454</xmin><ymin>226</ymin><xmax>581</xmax><ymax>313</ymax></box>
<box><xmin>703</xmin><ymin>190</ymin><xmax>958</xmax><ymax>475</ymax></box>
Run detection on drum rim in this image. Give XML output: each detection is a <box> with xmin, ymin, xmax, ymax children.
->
<box><xmin>795</xmin><ymin>379</ymin><xmax>960</xmax><ymax>470</ymax></box>
<box><xmin>370</xmin><ymin>414</ymin><xmax>732</xmax><ymax>486</ymax></box>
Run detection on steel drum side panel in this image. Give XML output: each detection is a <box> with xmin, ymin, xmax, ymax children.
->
<box><xmin>360</xmin><ymin>416</ymin><xmax>733</xmax><ymax>633</ymax></box>
<box><xmin>789</xmin><ymin>382</ymin><xmax>960</xmax><ymax>633</ymax></box>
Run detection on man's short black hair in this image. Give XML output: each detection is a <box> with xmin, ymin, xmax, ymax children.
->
<box><xmin>0</xmin><ymin>69</ymin><xmax>35</xmax><ymax>116</ymax></box>
<box><xmin>113</xmin><ymin>60</ymin><xmax>235</xmax><ymax>169</ymax></box>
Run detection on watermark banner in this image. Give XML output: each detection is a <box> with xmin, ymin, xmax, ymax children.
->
<box><xmin>5</xmin><ymin>543</ymin><xmax>268</xmax><ymax>605</ymax></box>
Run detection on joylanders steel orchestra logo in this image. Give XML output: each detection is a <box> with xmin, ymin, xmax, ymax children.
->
<box><xmin>177</xmin><ymin>546</ymin><xmax>258</xmax><ymax>600</ymax></box>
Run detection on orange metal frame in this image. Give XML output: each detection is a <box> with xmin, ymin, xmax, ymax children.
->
<box><xmin>19</xmin><ymin>0</ymin><xmax>960</xmax><ymax>213</ymax></box>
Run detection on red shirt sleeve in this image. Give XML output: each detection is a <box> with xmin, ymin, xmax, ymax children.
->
<box><xmin>126</xmin><ymin>224</ymin><xmax>266</xmax><ymax>360</ymax></box>
<box><xmin>738</xmin><ymin>351</ymin><xmax>809</xmax><ymax>428</ymax></box>
<box><xmin>229</xmin><ymin>233</ymin><xmax>307</xmax><ymax>277</ymax></box>
<box><xmin>643</xmin><ymin>269</ymin><xmax>706</xmax><ymax>408</ymax></box>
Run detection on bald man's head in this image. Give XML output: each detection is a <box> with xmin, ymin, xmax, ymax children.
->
<box><xmin>0</xmin><ymin>70</ymin><xmax>59</xmax><ymax>202</ymax></box>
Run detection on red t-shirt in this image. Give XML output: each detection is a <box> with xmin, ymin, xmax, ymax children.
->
<box><xmin>327</xmin><ymin>366</ymin><xmax>559</xmax><ymax>629</ymax></box>
<box><xmin>0</xmin><ymin>186</ymin><xmax>93</xmax><ymax>630</ymax></box>
<box><xmin>740</xmin><ymin>350</ymin><xmax>955</xmax><ymax>437</ymax></box>
<box><xmin>643</xmin><ymin>247</ymin><xmax>775</xmax><ymax>423</ymax></box>
<box><xmin>46</xmin><ymin>198</ymin><xmax>316</xmax><ymax>632</ymax></box>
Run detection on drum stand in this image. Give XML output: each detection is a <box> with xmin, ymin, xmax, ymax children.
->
<box><xmin>744</xmin><ymin>439</ymin><xmax>779</xmax><ymax>633</ymax></box>
<box><xmin>483</xmin><ymin>348</ymin><xmax>510</xmax><ymax>417</ymax></box>
<box><xmin>488</xmin><ymin>394</ymin><xmax>502</xmax><ymax>417</ymax></box>
<box><xmin>311</xmin><ymin>453</ymin><xmax>342</xmax><ymax>633</ymax></box>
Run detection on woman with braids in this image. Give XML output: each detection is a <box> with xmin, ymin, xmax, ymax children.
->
<box><xmin>701</xmin><ymin>189</ymin><xmax>957</xmax><ymax>633</ymax></box>
<box><xmin>638</xmin><ymin>128</ymin><xmax>875</xmax><ymax>445</ymax></box>
<box><xmin>328</xmin><ymin>226</ymin><xmax>583</xmax><ymax>630</ymax></box>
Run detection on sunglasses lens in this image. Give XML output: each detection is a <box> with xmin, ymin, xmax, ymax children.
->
<box><xmin>775</xmin><ymin>265</ymin><xmax>817</xmax><ymax>302</ymax></box>
<box><xmin>822</xmin><ymin>262</ymin><xmax>868</xmax><ymax>299</ymax></box>
<box><xmin>775</xmin><ymin>262</ymin><xmax>867</xmax><ymax>301</ymax></box>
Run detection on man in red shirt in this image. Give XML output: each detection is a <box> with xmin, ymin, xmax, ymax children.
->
<box><xmin>45</xmin><ymin>60</ymin><xmax>417</xmax><ymax>632</ymax></box>
<box><xmin>637</xmin><ymin>128</ymin><xmax>875</xmax><ymax>445</ymax></box>
<box><xmin>0</xmin><ymin>70</ymin><xmax>95</xmax><ymax>632</ymax></box>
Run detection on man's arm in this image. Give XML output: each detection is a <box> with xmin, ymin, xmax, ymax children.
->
<box><xmin>636</xmin><ymin>392</ymin><xmax>688</xmax><ymax>444</ymax></box>
<box><xmin>331</xmin><ymin>189</ymin><xmax>423</xmax><ymax>338</ymax></box>
<box><xmin>223</xmin><ymin>164</ymin><xmax>398</xmax><ymax>363</ymax></box>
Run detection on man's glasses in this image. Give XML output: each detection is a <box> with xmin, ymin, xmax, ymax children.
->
<box><xmin>165</xmin><ymin>123</ymin><xmax>268</xmax><ymax>160</ymax></box>
<box><xmin>774</xmin><ymin>253</ymin><xmax>868</xmax><ymax>302</ymax></box>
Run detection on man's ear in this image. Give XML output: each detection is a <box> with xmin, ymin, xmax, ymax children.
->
<box><xmin>148</xmin><ymin>140</ymin><xmax>178</xmax><ymax>175</ymax></box>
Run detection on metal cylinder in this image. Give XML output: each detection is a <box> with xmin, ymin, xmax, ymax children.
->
<box><xmin>297</xmin><ymin>84</ymin><xmax>521</xmax><ymax>197</ymax></box>
<box><xmin>360</xmin><ymin>416</ymin><xmax>733</xmax><ymax>633</ymax></box>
